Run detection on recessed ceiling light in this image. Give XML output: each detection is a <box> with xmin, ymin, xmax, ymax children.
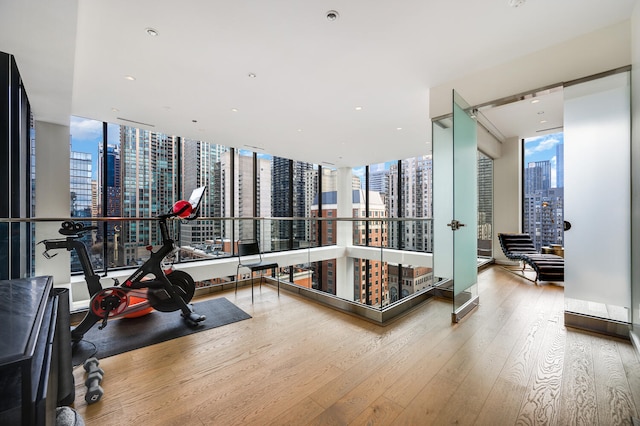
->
<box><xmin>354</xmin><ymin>106</ymin><xmax>363</xmax><ymax>111</ymax></box>
<box><xmin>531</xmin><ymin>99</ymin><xmax>540</xmax><ymax>104</ymax></box>
<box><xmin>297</xmin><ymin>129</ymin><xmax>303</xmax><ymax>132</ymax></box>
<box><xmin>124</xmin><ymin>75</ymin><xmax>136</xmax><ymax>81</ymax></box>
<box><xmin>326</xmin><ymin>10</ymin><xmax>339</xmax><ymax>21</ymax></box>
<box><xmin>145</xmin><ymin>28</ymin><xmax>159</xmax><ymax>36</ymax></box>
<box><xmin>111</xmin><ymin>108</ymin><xmax>119</xmax><ymax>112</ymax></box>
<box><xmin>396</xmin><ymin>127</ymin><xmax>403</xmax><ymax>131</ymax></box>
<box><xmin>248</xmin><ymin>72</ymin><xmax>256</xmax><ymax>78</ymax></box>
<box><xmin>540</xmin><ymin>120</ymin><xmax>547</xmax><ymax>124</ymax></box>
<box><xmin>231</xmin><ymin>108</ymin><xmax>238</xmax><ymax>112</ymax></box>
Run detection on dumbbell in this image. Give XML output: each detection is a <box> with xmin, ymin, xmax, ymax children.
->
<box><xmin>83</xmin><ymin>357</ymin><xmax>104</xmax><ymax>404</ymax></box>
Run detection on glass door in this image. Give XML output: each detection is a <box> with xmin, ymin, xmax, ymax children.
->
<box><xmin>563</xmin><ymin>71</ymin><xmax>631</xmax><ymax>334</ymax></box>
<box><xmin>452</xmin><ymin>91</ymin><xmax>479</xmax><ymax>321</ymax></box>
<box><xmin>433</xmin><ymin>91</ymin><xmax>479</xmax><ymax>322</ymax></box>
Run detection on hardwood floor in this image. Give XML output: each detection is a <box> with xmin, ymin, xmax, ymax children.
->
<box><xmin>72</xmin><ymin>266</ymin><xmax>640</xmax><ymax>425</ymax></box>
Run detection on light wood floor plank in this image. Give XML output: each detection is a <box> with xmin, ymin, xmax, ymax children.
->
<box><xmin>618</xmin><ymin>340</ymin><xmax>640</xmax><ymax>415</ymax></box>
<box><xmin>517</xmin><ymin>297</ymin><xmax>566</xmax><ymax>426</ymax></box>
<box><xmin>557</xmin><ymin>330</ymin><xmax>598</xmax><ymax>425</ymax></box>
<box><xmin>592</xmin><ymin>334</ymin><xmax>637</xmax><ymax>425</ymax></box>
<box><xmin>71</xmin><ymin>265</ymin><xmax>640</xmax><ymax>425</ymax></box>
<box><xmin>348</xmin><ymin>395</ymin><xmax>404</xmax><ymax>426</ymax></box>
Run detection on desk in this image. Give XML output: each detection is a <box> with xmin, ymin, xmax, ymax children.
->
<box><xmin>542</xmin><ymin>245</ymin><xmax>564</xmax><ymax>257</ymax></box>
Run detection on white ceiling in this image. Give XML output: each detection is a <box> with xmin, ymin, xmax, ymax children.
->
<box><xmin>0</xmin><ymin>0</ymin><xmax>636</xmax><ymax>166</ymax></box>
<box><xmin>478</xmin><ymin>87</ymin><xmax>565</xmax><ymax>141</ymax></box>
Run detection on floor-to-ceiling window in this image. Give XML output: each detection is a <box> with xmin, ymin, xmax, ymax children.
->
<box><xmin>522</xmin><ymin>132</ymin><xmax>564</xmax><ymax>251</ymax></box>
<box><xmin>477</xmin><ymin>151</ymin><xmax>493</xmax><ymax>259</ymax></box>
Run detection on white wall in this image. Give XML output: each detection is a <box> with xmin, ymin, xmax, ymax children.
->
<box><xmin>336</xmin><ymin>167</ymin><xmax>355</xmax><ymax>299</ymax></box>
<box><xmin>34</xmin><ymin>121</ymin><xmax>72</xmax><ymax>287</ymax></box>
<box><xmin>492</xmin><ymin>137</ymin><xmax>521</xmax><ymax>263</ymax></box>
<box><xmin>630</xmin><ymin>3</ymin><xmax>640</xmax><ymax>332</ymax></box>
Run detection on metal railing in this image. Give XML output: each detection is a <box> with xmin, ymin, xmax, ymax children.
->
<box><xmin>1</xmin><ymin>216</ymin><xmax>491</xmax><ymax>317</ymax></box>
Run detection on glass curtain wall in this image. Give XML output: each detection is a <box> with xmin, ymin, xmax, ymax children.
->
<box><xmin>179</xmin><ymin>138</ymin><xmax>229</xmax><ymax>262</ymax></box>
<box><xmin>233</xmin><ymin>150</ymin><xmax>255</xmax><ymax>243</ymax></box>
<box><xmin>69</xmin><ymin>117</ymin><xmax>104</xmax><ymax>272</ymax></box>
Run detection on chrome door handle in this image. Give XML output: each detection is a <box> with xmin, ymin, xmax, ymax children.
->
<box><xmin>447</xmin><ymin>220</ymin><xmax>465</xmax><ymax>231</ymax></box>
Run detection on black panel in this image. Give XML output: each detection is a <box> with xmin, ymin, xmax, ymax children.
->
<box><xmin>0</xmin><ymin>52</ymin><xmax>9</xmax><ymax>218</ymax></box>
<box><xmin>0</xmin><ymin>53</ymin><xmax>33</xmax><ymax>279</ymax></box>
<box><xmin>0</xmin><ymin>52</ymin><xmax>10</xmax><ymax>280</ymax></box>
<box><xmin>10</xmin><ymin>55</ymin><xmax>20</xmax><ymax>219</ymax></box>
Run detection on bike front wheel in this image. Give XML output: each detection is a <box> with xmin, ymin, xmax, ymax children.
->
<box><xmin>148</xmin><ymin>270</ymin><xmax>196</xmax><ymax>312</ymax></box>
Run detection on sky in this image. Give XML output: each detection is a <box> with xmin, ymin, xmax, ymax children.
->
<box><xmin>70</xmin><ymin>116</ymin><xmax>120</xmax><ymax>179</ymax></box>
<box><xmin>524</xmin><ymin>132</ymin><xmax>564</xmax><ymax>188</ymax></box>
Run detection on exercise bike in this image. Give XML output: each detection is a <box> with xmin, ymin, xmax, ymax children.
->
<box><xmin>40</xmin><ymin>186</ymin><xmax>208</xmax><ymax>343</ymax></box>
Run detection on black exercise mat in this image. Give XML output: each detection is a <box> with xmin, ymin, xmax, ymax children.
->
<box><xmin>71</xmin><ymin>297</ymin><xmax>250</xmax><ymax>364</ymax></box>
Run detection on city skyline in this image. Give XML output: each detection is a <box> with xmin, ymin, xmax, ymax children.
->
<box><xmin>524</xmin><ymin>132</ymin><xmax>564</xmax><ymax>188</ymax></box>
<box><xmin>523</xmin><ymin>131</ymin><xmax>565</xmax><ymax>250</ymax></box>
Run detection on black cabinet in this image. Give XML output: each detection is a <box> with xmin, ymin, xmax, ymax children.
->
<box><xmin>0</xmin><ymin>276</ymin><xmax>74</xmax><ymax>426</ymax></box>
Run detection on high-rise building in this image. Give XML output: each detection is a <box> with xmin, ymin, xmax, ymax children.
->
<box><xmin>369</xmin><ymin>167</ymin><xmax>389</xmax><ymax>195</ymax></box>
<box><xmin>180</xmin><ymin>139</ymin><xmax>228</xmax><ymax>250</ymax></box>
<box><xmin>221</xmin><ymin>151</ymin><xmax>272</xmax><ymax>246</ymax></box>
<box><xmin>525</xmin><ymin>160</ymin><xmax>551</xmax><ymax>193</ymax></box>
<box><xmin>477</xmin><ymin>154</ymin><xmax>493</xmax><ymax>256</ymax></box>
<box><xmin>523</xmin><ymin>160</ymin><xmax>564</xmax><ymax>250</ymax></box>
<box><xmin>271</xmin><ymin>157</ymin><xmax>313</xmax><ymax>247</ymax></box>
<box><xmin>70</xmin><ymin>151</ymin><xmax>93</xmax><ymax>218</ymax></box>
<box><xmin>91</xmin><ymin>180</ymin><xmax>98</xmax><ymax>217</ymax></box>
<box><xmin>387</xmin><ymin>156</ymin><xmax>433</xmax><ymax>252</ymax></box>
<box><xmin>119</xmin><ymin>127</ymin><xmax>177</xmax><ymax>265</ymax></box>
<box><xmin>70</xmin><ymin>150</ymin><xmax>93</xmax><ymax>271</ymax></box>
<box><xmin>96</xmin><ymin>144</ymin><xmax>121</xmax><ymax>263</ymax></box>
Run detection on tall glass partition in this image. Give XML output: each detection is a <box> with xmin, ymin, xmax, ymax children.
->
<box><xmin>564</xmin><ymin>71</ymin><xmax>631</xmax><ymax>332</ymax></box>
<box><xmin>433</xmin><ymin>91</ymin><xmax>479</xmax><ymax>322</ymax></box>
<box><xmin>452</xmin><ymin>91</ymin><xmax>479</xmax><ymax>320</ymax></box>
<box><xmin>433</xmin><ymin>118</ymin><xmax>454</xmax><ymax>287</ymax></box>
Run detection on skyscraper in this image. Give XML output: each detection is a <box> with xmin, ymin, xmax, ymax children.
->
<box><xmin>477</xmin><ymin>153</ymin><xmax>493</xmax><ymax>256</ymax></box>
<box><xmin>70</xmin><ymin>150</ymin><xmax>93</xmax><ymax>271</ymax></box>
<box><xmin>181</xmin><ymin>139</ymin><xmax>228</xmax><ymax>249</ymax></box>
<box><xmin>387</xmin><ymin>155</ymin><xmax>433</xmax><ymax>252</ymax></box>
<box><xmin>97</xmin><ymin>144</ymin><xmax>121</xmax><ymax>263</ymax></box>
<box><xmin>271</xmin><ymin>157</ymin><xmax>313</xmax><ymax>247</ymax></box>
<box><xmin>525</xmin><ymin>160</ymin><xmax>551</xmax><ymax>193</ymax></box>
<box><xmin>221</xmin><ymin>151</ymin><xmax>272</xmax><ymax>246</ymax></box>
<box><xmin>119</xmin><ymin>127</ymin><xmax>177</xmax><ymax>265</ymax></box>
<box><xmin>369</xmin><ymin>167</ymin><xmax>389</xmax><ymax>195</ymax></box>
<box><xmin>523</xmin><ymin>159</ymin><xmax>563</xmax><ymax>250</ymax></box>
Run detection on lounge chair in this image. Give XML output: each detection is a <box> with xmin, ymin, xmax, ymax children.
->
<box><xmin>498</xmin><ymin>233</ymin><xmax>564</xmax><ymax>284</ymax></box>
